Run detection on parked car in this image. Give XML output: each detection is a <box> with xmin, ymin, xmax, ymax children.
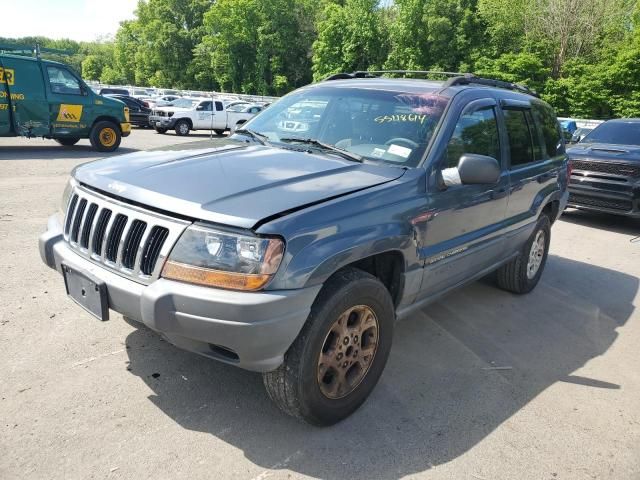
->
<box><xmin>569</xmin><ymin>127</ymin><xmax>593</xmax><ymax>144</ymax></box>
<box><xmin>153</xmin><ymin>95</ymin><xmax>182</xmax><ymax>107</ymax></box>
<box><xmin>40</xmin><ymin>72</ymin><xmax>568</xmax><ymax>426</ymax></box>
<box><xmin>97</xmin><ymin>87</ymin><xmax>129</xmax><ymax>96</ymax></box>
<box><xmin>0</xmin><ymin>52</ymin><xmax>130</xmax><ymax>151</ymax></box>
<box><xmin>105</xmin><ymin>94</ymin><xmax>152</xmax><ymax>127</ymax></box>
<box><xmin>150</xmin><ymin>98</ymin><xmax>259</xmax><ymax>135</ymax></box>
<box><xmin>227</xmin><ymin>103</ymin><xmax>264</xmax><ymax>133</ymax></box>
<box><xmin>567</xmin><ymin>118</ymin><xmax>640</xmax><ymax>217</ymax></box>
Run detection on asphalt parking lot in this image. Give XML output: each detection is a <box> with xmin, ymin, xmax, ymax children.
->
<box><xmin>1</xmin><ymin>128</ymin><xmax>639</xmax><ymax>480</ymax></box>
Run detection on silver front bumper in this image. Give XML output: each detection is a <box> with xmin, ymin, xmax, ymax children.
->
<box><xmin>39</xmin><ymin>214</ymin><xmax>321</xmax><ymax>372</ymax></box>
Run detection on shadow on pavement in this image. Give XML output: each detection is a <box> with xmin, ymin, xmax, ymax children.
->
<box><xmin>124</xmin><ymin>255</ymin><xmax>637</xmax><ymax>479</ymax></box>
<box><xmin>560</xmin><ymin>208</ymin><xmax>639</xmax><ymax>235</ymax></box>
<box><xmin>0</xmin><ymin>145</ymin><xmax>138</xmax><ymax>161</ymax></box>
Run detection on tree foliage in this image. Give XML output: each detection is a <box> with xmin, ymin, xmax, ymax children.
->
<box><xmin>4</xmin><ymin>0</ymin><xmax>640</xmax><ymax>118</ymax></box>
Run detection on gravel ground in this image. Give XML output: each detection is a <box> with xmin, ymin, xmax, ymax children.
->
<box><xmin>1</xmin><ymin>129</ymin><xmax>639</xmax><ymax>480</ymax></box>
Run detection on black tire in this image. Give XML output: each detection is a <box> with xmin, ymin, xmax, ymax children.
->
<box><xmin>214</xmin><ymin>129</ymin><xmax>225</xmax><ymax>136</ymax></box>
<box><xmin>263</xmin><ymin>267</ymin><xmax>395</xmax><ymax>426</ymax></box>
<box><xmin>496</xmin><ymin>215</ymin><xmax>551</xmax><ymax>294</ymax></box>
<box><xmin>174</xmin><ymin>119</ymin><xmax>190</xmax><ymax>136</ymax></box>
<box><xmin>154</xmin><ymin>127</ymin><xmax>168</xmax><ymax>134</ymax></box>
<box><xmin>55</xmin><ymin>138</ymin><xmax>80</xmax><ymax>146</ymax></box>
<box><xmin>89</xmin><ymin>121</ymin><xmax>121</xmax><ymax>152</ymax></box>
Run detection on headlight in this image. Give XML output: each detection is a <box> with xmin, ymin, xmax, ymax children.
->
<box><xmin>162</xmin><ymin>225</ymin><xmax>285</xmax><ymax>291</ymax></box>
<box><xmin>60</xmin><ymin>177</ymin><xmax>76</xmax><ymax>214</ymax></box>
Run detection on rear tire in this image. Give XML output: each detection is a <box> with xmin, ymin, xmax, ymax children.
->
<box><xmin>154</xmin><ymin>127</ymin><xmax>168</xmax><ymax>134</ymax></box>
<box><xmin>55</xmin><ymin>138</ymin><xmax>80</xmax><ymax>146</ymax></box>
<box><xmin>263</xmin><ymin>267</ymin><xmax>394</xmax><ymax>426</ymax></box>
<box><xmin>175</xmin><ymin>119</ymin><xmax>190</xmax><ymax>136</ymax></box>
<box><xmin>214</xmin><ymin>129</ymin><xmax>225</xmax><ymax>136</ymax></box>
<box><xmin>89</xmin><ymin>121</ymin><xmax>121</xmax><ymax>152</ymax></box>
<box><xmin>496</xmin><ymin>215</ymin><xmax>551</xmax><ymax>294</ymax></box>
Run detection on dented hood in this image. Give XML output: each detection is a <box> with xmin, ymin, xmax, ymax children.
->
<box><xmin>73</xmin><ymin>142</ymin><xmax>405</xmax><ymax>229</ymax></box>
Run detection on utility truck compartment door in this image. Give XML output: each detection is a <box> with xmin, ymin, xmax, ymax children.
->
<box><xmin>0</xmin><ymin>56</ymin><xmax>50</xmax><ymax>137</ymax></box>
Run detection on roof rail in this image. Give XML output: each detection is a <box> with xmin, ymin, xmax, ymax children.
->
<box><xmin>323</xmin><ymin>70</ymin><xmax>539</xmax><ymax>97</ymax></box>
<box><xmin>323</xmin><ymin>70</ymin><xmax>467</xmax><ymax>81</ymax></box>
<box><xmin>444</xmin><ymin>74</ymin><xmax>539</xmax><ymax>98</ymax></box>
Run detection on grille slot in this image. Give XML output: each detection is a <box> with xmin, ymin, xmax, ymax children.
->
<box><xmin>122</xmin><ymin>220</ymin><xmax>147</xmax><ymax>269</ymax></box>
<box><xmin>64</xmin><ymin>194</ymin><xmax>79</xmax><ymax>236</ymax></box>
<box><xmin>105</xmin><ymin>214</ymin><xmax>128</xmax><ymax>262</ymax></box>
<box><xmin>141</xmin><ymin>226</ymin><xmax>169</xmax><ymax>275</ymax></box>
<box><xmin>62</xmin><ymin>186</ymin><xmax>188</xmax><ymax>284</ymax></box>
<box><xmin>92</xmin><ymin>209</ymin><xmax>112</xmax><ymax>255</ymax></box>
<box><xmin>80</xmin><ymin>203</ymin><xmax>98</xmax><ymax>249</ymax></box>
<box><xmin>571</xmin><ymin>160</ymin><xmax>640</xmax><ymax>178</ymax></box>
<box><xmin>569</xmin><ymin>193</ymin><xmax>633</xmax><ymax>212</ymax></box>
<box><xmin>70</xmin><ymin>198</ymin><xmax>87</xmax><ymax>243</ymax></box>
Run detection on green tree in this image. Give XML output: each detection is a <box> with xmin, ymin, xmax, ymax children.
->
<box><xmin>312</xmin><ymin>0</ymin><xmax>388</xmax><ymax>80</ymax></box>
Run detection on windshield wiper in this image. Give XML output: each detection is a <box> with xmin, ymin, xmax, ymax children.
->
<box><xmin>235</xmin><ymin>128</ymin><xmax>270</xmax><ymax>146</ymax></box>
<box><xmin>279</xmin><ymin>137</ymin><xmax>363</xmax><ymax>163</ymax></box>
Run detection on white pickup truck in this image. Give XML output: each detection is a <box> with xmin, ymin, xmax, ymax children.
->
<box><xmin>149</xmin><ymin>98</ymin><xmax>263</xmax><ymax>136</ymax></box>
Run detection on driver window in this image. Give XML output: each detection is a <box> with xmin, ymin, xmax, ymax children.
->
<box><xmin>47</xmin><ymin>66</ymin><xmax>82</xmax><ymax>95</ymax></box>
<box><xmin>444</xmin><ymin>106</ymin><xmax>500</xmax><ymax>169</ymax></box>
<box><xmin>197</xmin><ymin>101</ymin><xmax>212</xmax><ymax>111</ymax></box>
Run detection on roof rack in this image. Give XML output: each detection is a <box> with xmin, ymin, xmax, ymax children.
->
<box><xmin>444</xmin><ymin>74</ymin><xmax>539</xmax><ymax>98</ymax></box>
<box><xmin>0</xmin><ymin>43</ymin><xmax>72</xmax><ymax>59</ymax></box>
<box><xmin>323</xmin><ymin>70</ymin><xmax>539</xmax><ymax>97</ymax></box>
<box><xmin>324</xmin><ymin>70</ymin><xmax>466</xmax><ymax>81</ymax></box>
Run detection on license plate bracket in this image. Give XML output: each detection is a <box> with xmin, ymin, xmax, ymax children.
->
<box><xmin>62</xmin><ymin>264</ymin><xmax>109</xmax><ymax>321</ymax></box>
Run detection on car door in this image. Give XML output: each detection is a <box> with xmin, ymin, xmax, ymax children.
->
<box><xmin>500</xmin><ymin>99</ymin><xmax>559</xmax><ymax>239</ymax></box>
<box><xmin>0</xmin><ymin>56</ymin><xmax>50</xmax><ymax>137</ymax></box>
<box><xmin>213</xmin><ymin>101</ymin><xmax>225</xmax><ymax>129</ymax></box>
<box><xmin>194</xmin><ymin>100</ymin><xmax>213</xmax><ymax>129</ymax></box>
<box><xmin>45</xmin><ymin>64</ymin><xmax>93</xmax><ymax>138</ymax></box>
<box><xmin>417</xmin><ymin>97</ymin><xmax>509</xmax><ymax>299</ymax></box>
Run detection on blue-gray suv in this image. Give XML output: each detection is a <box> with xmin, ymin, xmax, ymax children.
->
<box><xmin>39</xmin><ymin>72</ymin><xmax>569</xmax><ymax>425</ymax></box>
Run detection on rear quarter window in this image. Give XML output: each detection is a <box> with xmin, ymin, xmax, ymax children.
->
<box><xmin>532</xmin><ymin>102</ymin><xmax>564</xmax><ymax>157</ymax></box>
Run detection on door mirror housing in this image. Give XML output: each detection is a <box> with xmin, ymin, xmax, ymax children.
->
<box><xmin>457</xmin><ymin>154</ymin><xmax>501</xmax><ymax>185</ymax></box>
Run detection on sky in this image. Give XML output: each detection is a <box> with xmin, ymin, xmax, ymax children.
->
<box><xmin>3</xmin><ymin>0</ymin><xmax>138</xmax><ymax>42</ymax></box>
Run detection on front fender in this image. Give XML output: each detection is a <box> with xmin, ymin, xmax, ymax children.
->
<box><xmin>269</xmin><ymin>221</ymin><xmax>417</xmax><ymax>292</ymax></box>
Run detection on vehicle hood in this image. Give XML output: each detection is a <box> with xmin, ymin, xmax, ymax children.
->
<box><xmin>567</xmin><ymin>143</ymin><xmax>640</xmax><ymax>162</ymax></box>
<box><xmin>73</xmin><ymin>141</ymin><xmax>405</xmax><ymax>229</ymax></box>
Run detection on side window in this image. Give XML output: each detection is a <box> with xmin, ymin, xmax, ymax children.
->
<box><xmin>215</xmin><ymin>101</ymin><xmax>224</xmax><ymax>111</ymax></box>
<box><xmin>444</xmin><ymin>106</ymin><xmax>500</xmax><ymax>169</ymax></box>
<box><xmin>532</xmin><ymin>103</ymin><xmax>564</xmax><ymax>157</ymax></box>
<box><xmin>504</xmin><ymin>109</ymin><xmax>534</xmax><ymax>167</ymax></box>
<box><xmin>525</xmin><ymin>110</ymin><xmax>546</xmax><ymax>161</ymax></box>
<box><xmin>47</xmin><ymin>66</ymin><xmax>81</xmax><ymax>95</ymax></box>
<box><xmin>198</xmin><ymin>101</ymin><xmax>212</xmax><ymax>111</ymax></box>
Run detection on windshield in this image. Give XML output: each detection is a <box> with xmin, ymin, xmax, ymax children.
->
<box><xmin>583</xmin><ymin>121</ymin><xmax>640</xmax><ymax>146</ymax></box>
<box><xmin>240</xmin><ymin>86</ymin><xmax>450</xmax><ymax>166</ymax></box>
<box><xmin>168</xmin><ymin>99</ymin><xmax>196</xmax><ymax>108</ymax></box>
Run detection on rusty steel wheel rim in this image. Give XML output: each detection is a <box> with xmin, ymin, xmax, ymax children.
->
<box><xmin>317</xmin><ymin>304</ymin><xmax>380</xmax><ymax>399</ymax></box>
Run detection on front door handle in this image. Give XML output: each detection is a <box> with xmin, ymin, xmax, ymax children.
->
<box><xmin>490</xmin><ymin>187</ymin><xmax>508</xmax><ymax>199</ymax></box>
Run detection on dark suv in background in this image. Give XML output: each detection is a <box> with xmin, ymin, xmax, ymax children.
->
<box><xmin>567</xmin><ymin>118</ymin><xmax>640</xmax><ymax>218</ymax></box>
<box><xmin>40</xmin><ymin>72</ymin><xmax>569</xmax><ymax>425</ymax></box>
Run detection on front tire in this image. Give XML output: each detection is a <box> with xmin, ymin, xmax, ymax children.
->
<box><xmin>89</xmin><ymin>121</ymin><xmax>121</xmax><ymax>152</ymax></box>
<box><xmin>174</xmin><ymin>119</ymin><xmax>190</xmax><ymax>136</ymax></box>
<box><xmin>55</xmin><ymin>137</ymin><xmax>80</xmax><ymax>146</ymax></box>
<box><xmin>263</xmin><ymin>267</ymin><xmax>394</xmax><ymax>426</ymax></box>
<box><xmin>496</xmin><ymin>215</ymin><xmax>551</xmax><ymax>294</ymax></box>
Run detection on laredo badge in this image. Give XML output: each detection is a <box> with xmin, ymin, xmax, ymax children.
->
<box><xmin>56</xmin><ymin>104</ymin><xmax>83</xmax><ymax>122</ymax></box>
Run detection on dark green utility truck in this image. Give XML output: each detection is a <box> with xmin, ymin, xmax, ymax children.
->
<box><xmin>0</xmin><ymin>48</ymin><xmax>130</xmax><ymax>151</ymax></box>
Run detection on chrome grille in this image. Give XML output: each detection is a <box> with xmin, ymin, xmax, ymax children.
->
<box><xmin>63</xmin><ymin>185</ymin><xmax>190</xmax><ymax>284</ymax></box>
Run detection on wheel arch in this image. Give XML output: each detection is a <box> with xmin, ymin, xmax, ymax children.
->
<box><xmin>91</xmin><ymin>116</ymin><xmax>121</xmax><ymax>132</ymax></box>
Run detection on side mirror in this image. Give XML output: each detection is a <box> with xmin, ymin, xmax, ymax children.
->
<box><xmin>458</xmin><ymin>154</ymin><xmax>501</xmax><ymax>185</ymax></box>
